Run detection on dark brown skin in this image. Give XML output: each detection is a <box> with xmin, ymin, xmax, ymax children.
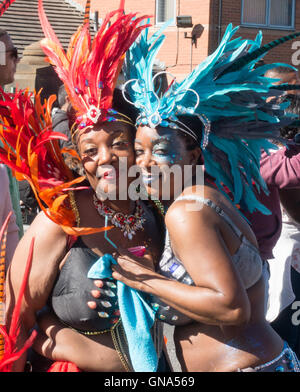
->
<box><xmin>5</xmin><ymin>122</ymin><xmax>162</xmax><ymax>372</ymax></box>
<box><xmin>110</xmin><ymin>125</ymin><xmax>284</xmax><ymax>372</ymax></box>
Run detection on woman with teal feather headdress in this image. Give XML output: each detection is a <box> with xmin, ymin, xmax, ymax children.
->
<box><xmin>108</xmin><ymin>23</ymin><xmax>300</xmax><ymax>371</ymax></box>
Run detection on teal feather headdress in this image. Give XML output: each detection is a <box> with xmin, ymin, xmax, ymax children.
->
<box><xmin>122</xmin><ymin>23</ymin><xmax>300</xmax><ymax>213</ymax></box>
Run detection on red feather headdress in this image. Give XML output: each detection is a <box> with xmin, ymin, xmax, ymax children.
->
<box><xmin>38</xmin><ymin>0</ymin><xmax>150</xmax><ymax>135</ymax></box>
<box><xmin>0</xmin><ymin>88</ymin><xmax>111</xmax><ymax>236</ymax></box>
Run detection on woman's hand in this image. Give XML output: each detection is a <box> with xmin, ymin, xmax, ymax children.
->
<box><xmin>87</xmin><ymin>248</ymin><xmax>156</xmax><ymax>309</ymax></box>
<box><xmin>87</xmin><ymin>279</ymin><xmax>104</xmax><ymax>309</ymax></box>
<box><xmin>111</xmin><ymin>248</ymin><xmax>157</xmax><ymax>292</ymax></box>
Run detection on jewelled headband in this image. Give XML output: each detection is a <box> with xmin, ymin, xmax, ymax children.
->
<box><xmin>70</xmin><ymin>109</ymin><xmax>135</xmax><ymax>144</ymax></box>
<box><xmin>71</xmin><ymin>83</ymin><xmax>135</xmax><ymax>131</ymax></box>
<box><xmin>122</xmin><ymin>70</ymin><xmax>204</xmax><ymax>142</ymax></box>
<box><xmin>38</xmin><ymin>0</ymin><xmax>150</xmax><ymax>132</ymax></box>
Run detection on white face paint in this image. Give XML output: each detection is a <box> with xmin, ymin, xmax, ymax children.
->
<box><xmin>135</xmin><ymin>126</ymin><xmax>200</xmax><ymax>200</ymax></box>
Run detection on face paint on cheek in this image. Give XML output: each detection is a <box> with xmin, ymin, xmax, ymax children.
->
<box><xmin>152</xmin><ymin>137</ymin><xmax>182</xmax><ymax>165</ymax></box>
<box><xmin>152</xmin><ymin>144</ymin><xmax>181</xmax><ymax>165</ymax></box>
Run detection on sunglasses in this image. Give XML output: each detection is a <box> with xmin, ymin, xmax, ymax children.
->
<box><xmin>5</xmin><ymin>47</ymin><xmax>18</xmax><ymax>60</ymax></box>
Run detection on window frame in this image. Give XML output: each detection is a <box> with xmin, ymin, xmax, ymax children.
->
<box><xmin>155</xmin><ymin>0</ymin><xmax>177</xmax><ymax>26</ymax></box>
<box><xmin>241</xmin><ymin>0</ymin><xmax>295</xmax><ymax>30</ymax></box>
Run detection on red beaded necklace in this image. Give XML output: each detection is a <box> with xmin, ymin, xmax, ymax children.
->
<box><xmin>93</xmin><ymin>194</ymin><xmax>145</xmax><ymax>240</ymax></box>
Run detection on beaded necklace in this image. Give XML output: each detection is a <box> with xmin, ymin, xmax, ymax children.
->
<box><xmin>152</xmin><ymin>199</ymin><xmax>166</xmax><ymax>217</ymax></box>
<box><xmin>93</xmin><ymin>194</ymin><xmax>145</xmax><ymax>240</ymax></box>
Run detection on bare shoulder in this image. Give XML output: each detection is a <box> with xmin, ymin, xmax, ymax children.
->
<box><xmin>25</xmin><ymin>210</ymin><xmax>67</xmax><ymax>239</ymax></box>
<box><xmin>166</xmin><ymin>184</ymin><xmax>257</xmax><ymax>247</ymax></box>
<box><xmin>6</xmin><ymin>211</ymin><xmax>69</xmax><ymax>323</ymax></box>
<box><xmin>165</xmin><ymin>185</ymin><xmax>218</xmax><ymax>235</ymax></box>
<box><xmin>20</xmin><ymin>211</ymin><xmax>67</xmax><ymax>258</ymax></box>
<box><xmin>166</xmin><ymin>185</ymin><xmax>216</xmax><ymax>220</ymax></box>
<box><xmin>11</xmin><ymin>211</ymin><xmax>68</xmax><ymax>270</ymax></box>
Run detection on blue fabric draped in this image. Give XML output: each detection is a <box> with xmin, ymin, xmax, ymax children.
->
<box><xmin>87</xmin><ymin>253</ymin><xmax>158</xmax><ymax>372</ymax></box>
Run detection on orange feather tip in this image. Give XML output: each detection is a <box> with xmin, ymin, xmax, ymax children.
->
<box><xmin>61</xmin><ymin>225</ymin><xmax>114</xmax><ymax>236</ymax></box>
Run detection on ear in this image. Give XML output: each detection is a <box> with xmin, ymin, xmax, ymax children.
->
<box><xmin>188</xmin><ymin>146</ymin><xmax>202</xmax><ymax>165</ymax></box>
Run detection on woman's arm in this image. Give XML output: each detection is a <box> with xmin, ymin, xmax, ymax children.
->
<box><xmin>260</xmin><ymin>144</ymin><xmax>300</xmax><ymax>189</ymax></box>
<box><xmin>113</xmin><ymin>201</ymin><xmax>251</xmax><ymax>326</ymax></box>
<box><xmin>32</xmin><ymin>310</ymin><xmax>126</xmax><ymax>372</ymax></box>
<box><xmin>5</xmin><ymin>212</ymin><xmax>68</xmax><ymax>371</ymax></box>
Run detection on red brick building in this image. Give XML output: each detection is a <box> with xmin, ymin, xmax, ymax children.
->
<box><xmin>219</xmin><ymin>0</ymin><xmax>300</xmax><ymax>67</ymax></box>
<box><xmin>1</xmin><ymin>0</ymin><xmax>298</xmax><ymax>84</ymax></box>
<box><xmin>72</xmin><ymin>0</ymin><xmax>300</xmax><ymax>80</ymax></box>
<box><xmin>71</xmin><ymin>0</ymin><xmax>213</xmax><ymax>80</ymax></box>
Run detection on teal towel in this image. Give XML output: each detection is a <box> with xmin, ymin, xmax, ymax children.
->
<box><xmin>87</xmin><ymin>253</ymin><xmax>158</xmax><ymax>372</ymax></box>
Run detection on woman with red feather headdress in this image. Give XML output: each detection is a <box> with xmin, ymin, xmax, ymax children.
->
<box><xmin>0</xmin><ymin>0</ymin><xmax>169</xmax><ymax>372</ymax></box>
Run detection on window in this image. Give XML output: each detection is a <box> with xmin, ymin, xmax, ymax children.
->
<box><xmin>155</xmin><ymin>0</ymin><xmax>176</xmax><ymax>25</ymax></box>
<box><xmin>242</xmin><ymin>0</ymin><xmax>295</xmax><ymax>29</ymax></box>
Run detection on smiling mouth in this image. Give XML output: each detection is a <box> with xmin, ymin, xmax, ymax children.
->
<box><xmin>141</xmin><ymin>173</ymin><xmax>161</xmax><ymax>184</ymax></box>
<box><xmin>103</xmin><ymin>171</ymin><xmax>115</xmax><ymax>180</ymax></box>
<box><xmin>97</xmin><ymin>169</ymin><xmax>119</xmax><ymax>181</ymax></box>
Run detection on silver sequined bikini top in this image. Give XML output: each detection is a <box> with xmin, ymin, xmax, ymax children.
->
<box><xmin>150</xmin><ymin>195</ymin><xmax>263</xmax><ymax>326</ymax></box>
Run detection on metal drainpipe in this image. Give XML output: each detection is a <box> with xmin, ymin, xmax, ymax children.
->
<box><xmin>94</xmin><ymin>11</ymin><xmax>99</xmax><ymax>31</ymax></box>
<box><xmin>166</xmin><ymin>0</ymin><xmax>180</xmax><ymax>68</ymax></box>
<box><xmin>218</xmin><ymin>0</ymin><xmax>223</xmax><ymax>45</ymax></box>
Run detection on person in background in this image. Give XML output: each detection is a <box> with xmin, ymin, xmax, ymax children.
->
<box><xmin>0</xmin><ymin>29</ymin><xmax>19</xmax><ymax>88</ymax></box>
<box><xmin>0</xmin><ymin>164</ymin><xmax>19</xmax><ymax>267</ymax></box>
<box><xmin>266</xmin><ymin>94</ymin><xmax>300</xmax><ymax>357</ymax></box>
<box><xmin>265</xmin><ymin>65</ymin><xmax>300</xmax><ymax>96</ymax></box>
<box><xmin>242</xmin><ymin>88</ymin><xmax>300</xmax><ymax>325</ymax></box>
<box><xmin>0</xmin><ymin>29</ymin><xmax>23</xmax><ymax>239</ymax></box>
<box><xmin>52</xmin><ymin>84</ymin><xmax>71</xmax><ymax>149</ymax></box>
<box><xmin>18</xmin><ymin>180</ymin><xmax>39</xmax><ymax>229</ymax></box>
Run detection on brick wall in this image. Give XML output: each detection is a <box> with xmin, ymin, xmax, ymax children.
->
<box><xmin>219</xmin><ymin>0</ymin><xmax>300</xmax><ymax>67</ymax></box>
<box><xmin>72</xmin><ymin>0</ymin><xmax>213</xmax><ymax>80</ymax></box>
<box><xmin>71</xmin><ymin>0</ymin><xmax>300</xmax><ymax>79</ymax></box>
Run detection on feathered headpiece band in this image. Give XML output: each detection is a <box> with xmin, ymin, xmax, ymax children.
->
<box><xmin>38</xmin><ymin>0</ymin><xmax>150</xmax><ymax>137</ymax></box>
<box><xmin>122</xmin><ymin>22</ymin><xmax>300</xmax><ymax>213</ymax></box>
